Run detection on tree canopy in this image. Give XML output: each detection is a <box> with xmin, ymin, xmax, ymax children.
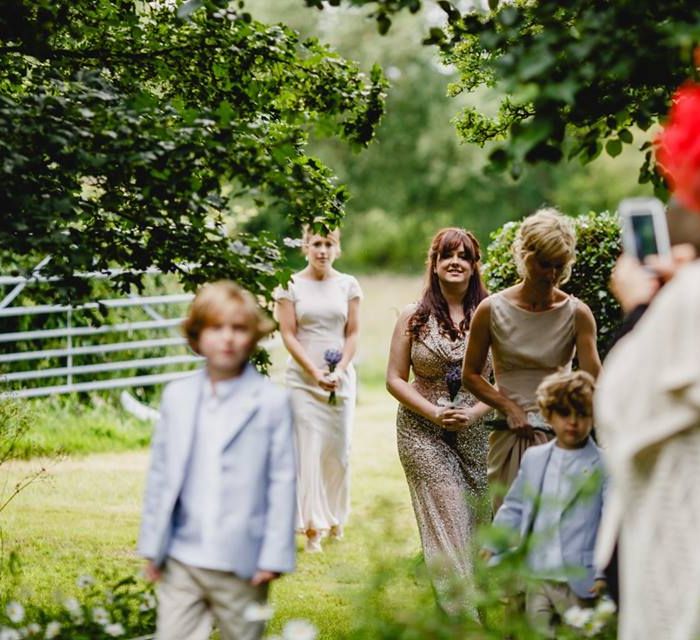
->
<box><xmin>307</xmin><ymin>0</ymin><xmax>700</xmax><ymax>188</ymax></box>
<box><xmin>0</xmin><ymin>0</ymin><xmax>385</xmax><ymax>302</ymax></box>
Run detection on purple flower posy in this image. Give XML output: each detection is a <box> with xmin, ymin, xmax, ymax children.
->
<box><xmin>323</xmin><ymin>349</ymin><xmax>343</xmax><ymax>405</ymax></box>
<box><xmin>445</xmin><ymin>363</ymin><xmax>462</xmax><ymax>402</ymax></box>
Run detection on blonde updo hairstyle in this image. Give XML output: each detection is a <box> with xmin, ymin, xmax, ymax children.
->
<box><xmin>301</xmin><ymin>224</ymin><xmax>341</xmax><ymax>256</ymax></box>
<box><xmin>513</xmin><ymin>208</ymin><xmax>577</xmax><ymax>285</ymax></box>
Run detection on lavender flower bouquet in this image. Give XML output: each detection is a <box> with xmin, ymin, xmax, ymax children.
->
<box><xmin>437</xmin><ymin>362</ymin><xmax>463</xmax><ymax>408</ymax></box>
<box><xmin>323</xmin><ymin>348</ymin><xmax>343</xmax><ymax>405</ymax></box>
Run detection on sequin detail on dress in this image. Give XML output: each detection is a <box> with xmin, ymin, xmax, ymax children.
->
<box><xmin>396</xmin><ymin>315</ymin><xmax>490</xmax><ymax>616</ymax></box>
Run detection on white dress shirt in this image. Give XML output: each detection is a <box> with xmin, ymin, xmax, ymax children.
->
<box><xmin>169</xmin><ymin>373</ymin><xmax>243</xmax><ymax>570</ymax></box>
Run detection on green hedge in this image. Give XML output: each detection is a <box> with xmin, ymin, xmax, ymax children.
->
<box><xmin>483</xmin><ymin>211</ymin><xmax>623</xmax><ymax>358</ymax></box>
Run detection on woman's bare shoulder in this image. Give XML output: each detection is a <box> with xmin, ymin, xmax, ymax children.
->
<box><xmin>397</xmin><ymin>302</ymin><xmax>418</xmax><ymax>323</ymax></box>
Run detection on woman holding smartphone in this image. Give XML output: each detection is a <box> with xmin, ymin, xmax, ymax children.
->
<box><xmin>595</xmin><ymin>83</ymin><xmax>700</xmax><ymax>640</ymax></box>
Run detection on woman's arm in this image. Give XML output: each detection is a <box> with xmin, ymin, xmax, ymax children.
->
<box><xmin>574</xmin><ymin>301</ymin><xmax>603</xmax><ymax>380</ymax></box>
<box><xmin>386</xmin><ymin>306</ymin><xmax>447</xmax><ymax>425</ymax></box>
<box><xmin>275</xmin><ymin>298</ymin><xmax>335</xmax><ymax>391</ymax></box>
<box><xmin>461</xmin><ymin>299</ymin><xmax>532</xmax><ymax>435</ymax></box>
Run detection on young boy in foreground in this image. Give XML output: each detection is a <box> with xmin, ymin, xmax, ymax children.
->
<box><xmin>138</xmin><ymin>281</ymin><xmax>296</xmax><ymax>640</ymax></box>
<box><xmin>482</xmin><ymin>370</ymin><xmax>607</xmax><ymax>637</ymax></box>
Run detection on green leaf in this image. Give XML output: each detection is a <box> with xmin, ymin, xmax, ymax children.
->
<box><xmin>216</xmin><ymin>100</ymin><xmax>234</xmax><ymax>126</ymax></box>
<box><xmin>605</xmin><ymin>139</ymin><xmax>622</xmax><ymax>157</ymax></box>
<box><xmin>377</xmin><ymin>14</ymin><xmax>391</xmax><ymax>35</ymax></box>
<box><xmin>618</xmin><ymin>128</ymin><xmax>633</xmax><ymax>144</ymax></box>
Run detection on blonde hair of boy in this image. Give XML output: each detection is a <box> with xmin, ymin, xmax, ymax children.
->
<box><xmin>536</xmin><ymin>369</ymin><xmax>596</xmax><ymax>418</ymax></box>
<box><xmin>182</xmin><ymin>280</ymin><xmax>275</xmax><ymax>353</ymax></box>
<box><xmin>513</xmin><ymin>208</ymin><xmax>577</xmax><ymax>284</ymax></box>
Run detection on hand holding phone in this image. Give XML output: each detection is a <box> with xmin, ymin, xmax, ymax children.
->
<box><xmin>618</xmin><ymin>197</ymin><xmax>671</xmax><ymax>261</ymax></box>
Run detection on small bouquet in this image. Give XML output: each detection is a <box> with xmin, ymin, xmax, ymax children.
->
<box><xmin>438</xmin><ymin>362</ymin><xmax>463</xmax><ymax>408</ymax></box>
<box><xmin>323</xmin><ymin>349</ymin><xmax>343</xmax><ymax>405</ymax></box>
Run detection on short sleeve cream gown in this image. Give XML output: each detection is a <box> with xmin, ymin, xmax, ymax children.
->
<box><xmin>275</xmin><ymin>273</ymin><xmax>362</xmax><ymax>535</ymax></box>
<box><xmin>488</xmin><ymin>291</ymin><xmax>578</xmax><ymax>511</ymax></box>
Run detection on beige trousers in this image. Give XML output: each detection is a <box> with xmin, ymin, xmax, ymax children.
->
<box><xmin>156</xmin><ymin>558</ymin><xmax>269</xmax><ymax>640</ymax></box>
<box><xmin>525</xmin><ymin>580</ymin><xmax>593</xmax><ymax>638</ymax></box>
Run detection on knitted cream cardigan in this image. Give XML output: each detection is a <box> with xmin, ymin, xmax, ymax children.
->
<box><xmin>595</xmin><ymin>260</ymin><xmax>700</xmax><ymax>640</ymax></box>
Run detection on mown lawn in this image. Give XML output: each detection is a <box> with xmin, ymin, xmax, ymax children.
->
<box><xmin>1</xmin><ymin>385</ymin><xmax>422</xmax><ymax>638</ymax></box>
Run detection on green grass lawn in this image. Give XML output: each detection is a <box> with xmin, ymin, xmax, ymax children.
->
<box><xmin>1</xmin><ymin>385</ymin><xmax>423</xmax><ymax>638</ymax></box>
<box><xmin>0</xmin><ymin>274</ymin><xmax>428</xmax><ymax>637</ymax></box>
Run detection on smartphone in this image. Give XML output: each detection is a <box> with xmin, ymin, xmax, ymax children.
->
<box><xmin>618</xmin><ymin>197</ymin><xmax>671</xmax><ymax>261</ymax></box>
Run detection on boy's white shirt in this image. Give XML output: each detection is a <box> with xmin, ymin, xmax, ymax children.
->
<box><xmin>137</xmin><ymin>365</ymin><xmax>297</xmax><ymax>578</ymax></box>
<box><xmin>168</xmin><ymin>374</ymin><xmax>242</xmax><ymax>569</ymax></box>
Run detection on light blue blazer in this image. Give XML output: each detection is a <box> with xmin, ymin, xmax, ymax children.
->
<box><xmin>490</xmin><ymin>438</ymin><xmax>606</xmax><ymax>599</ymax></box>
<box><xmin>137</xmin><ymin>365</ymin><xmax>296</xmax><ymax>579</ymax></box>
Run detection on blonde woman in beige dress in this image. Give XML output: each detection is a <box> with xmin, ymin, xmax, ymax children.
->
<box><xmin>462</xmin><ymin>209</ymin><xmax>601</xmax><ymax>511</ymax></box>
<box><xmin>387</xmin><ymin>228</ymin><xmax>494</xmax><ymax>615</ymax></box>
<box><xmin>275</xmin><ymin>228</ymin><xmax>362</xmax><ymax>553</ymax></box>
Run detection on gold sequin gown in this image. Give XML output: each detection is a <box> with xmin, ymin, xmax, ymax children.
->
<box><xmin>396</xmin><ymin>315</ymin><xmax>490</xmax><ymax>615</ymax></box>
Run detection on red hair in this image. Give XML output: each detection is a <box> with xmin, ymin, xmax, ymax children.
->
<box><xmin>408</xmin><ymin>228</ymin><xmax>488</xmax><ymax>341</ymax></box>
<box><xmin>655</xmin><ymin>82</ymin><xmax>700</xmax><ymax>213</ymax></box>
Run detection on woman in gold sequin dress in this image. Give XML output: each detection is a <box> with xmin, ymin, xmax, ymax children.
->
<box><xmin>386</xmin><ymin>228</ymin><xmax>493</xmax><ymax>614</ymax></box>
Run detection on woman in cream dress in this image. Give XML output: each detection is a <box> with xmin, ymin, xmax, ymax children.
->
<box><xmin>595</xmin><ymin>253</ymin><xmax>700</xmax><ymax>640</ymax></box>
<box><xmin>462</xmin><ymin>209</ymin><xmax>601</xmax><ymax>511</ymax></box>
<box><xmin>275</xmin><ymin>228</ymin><xmax>361</xmax><ymax>553</ymax></box>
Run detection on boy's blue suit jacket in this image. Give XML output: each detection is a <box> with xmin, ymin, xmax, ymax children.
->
<box><xmin>137</xmin><ymin>365</ymin><xmax>296</xmax><ymax>579</ymax></box>
<box><xmin>491</xmin><ymin>438</ymin><xmax>606</xmax><ymax>599</ymax></box>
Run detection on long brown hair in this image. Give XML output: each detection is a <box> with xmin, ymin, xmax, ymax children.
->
<box><xmin>408</xmin><ymin>228</ymin><xmax>488</xmax><ymax>341</ymax></box>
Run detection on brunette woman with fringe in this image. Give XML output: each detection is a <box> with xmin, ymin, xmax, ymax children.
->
<box><xmin>386</xmin><ymin>228</ymin><xmax>493</xmax><ymax>616</ymax></box>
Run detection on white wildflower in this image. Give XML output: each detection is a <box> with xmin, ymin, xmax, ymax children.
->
<box><xmin>91</xmin><ymin>607</ymin><xmax>110</xmax><ymax>625</ymax></box>
<box><xmin>596</xmin><ymin>597</ymin><xmax>617</xmax><ymax>616</ymax></box>
<box><xmin>104</xmin><ymin>623</ymin><xmax>125</xmax><ymax>637</ymax></box>
<box><xmin>76</xmin><ymin>575</ymin><xmax>95</xmax><ymax>589</ymax></box>
<box><xmin>585</xmin><ymin>618</ymin><xmax>605</xmax><ymax>637</ymax></box>
<box><xmin>137</xmin><ymin>592</ymin><xmax>156</xmax><ymax>612</ymax></box>
<box><xmin>147</xmin><ymin>0</ymin><xmax>176</xmax><ymax>12</ymax></box>
<box><xmin>63</xmin><ymin>597</ymin><xmax>80</xmax><ymax>614</ymax></box>
<box><xmin>243</xmin><ymin>602</ymin><xmax>275</xmax><ymax>622</ymax></box>
<box><xmin>26</xmin><ymin>623</ymin><xmax>41</xmax><ymax>636</ymax></box>
<box><xmin>5</xmin><ymin>602</ymin><xmax>24</xmax><ymax>624</ymax></box>
<box><xmin>563</xmin><ymin>605</ymin><xmax>594</xmax><ymax>629</ymax></box>
<box><xmin>45</xmin><ymin>622</ymin><xmax>61</xmax><ymax>639</ymax></box>
<box><xmin>282</xmin><ymin>619</ymin><xmax>318</xmax><ymax>640</ymax></box>
<box><xmin>0</xmin><ymin>628</ymin><xmax>21</xmax><ymax>640</ymax></box>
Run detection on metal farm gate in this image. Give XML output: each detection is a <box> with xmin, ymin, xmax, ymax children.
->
<box><xmin>0</xmin><ymin>263</ymin><xmax>202</xmax><ymax>399</ymax></box>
